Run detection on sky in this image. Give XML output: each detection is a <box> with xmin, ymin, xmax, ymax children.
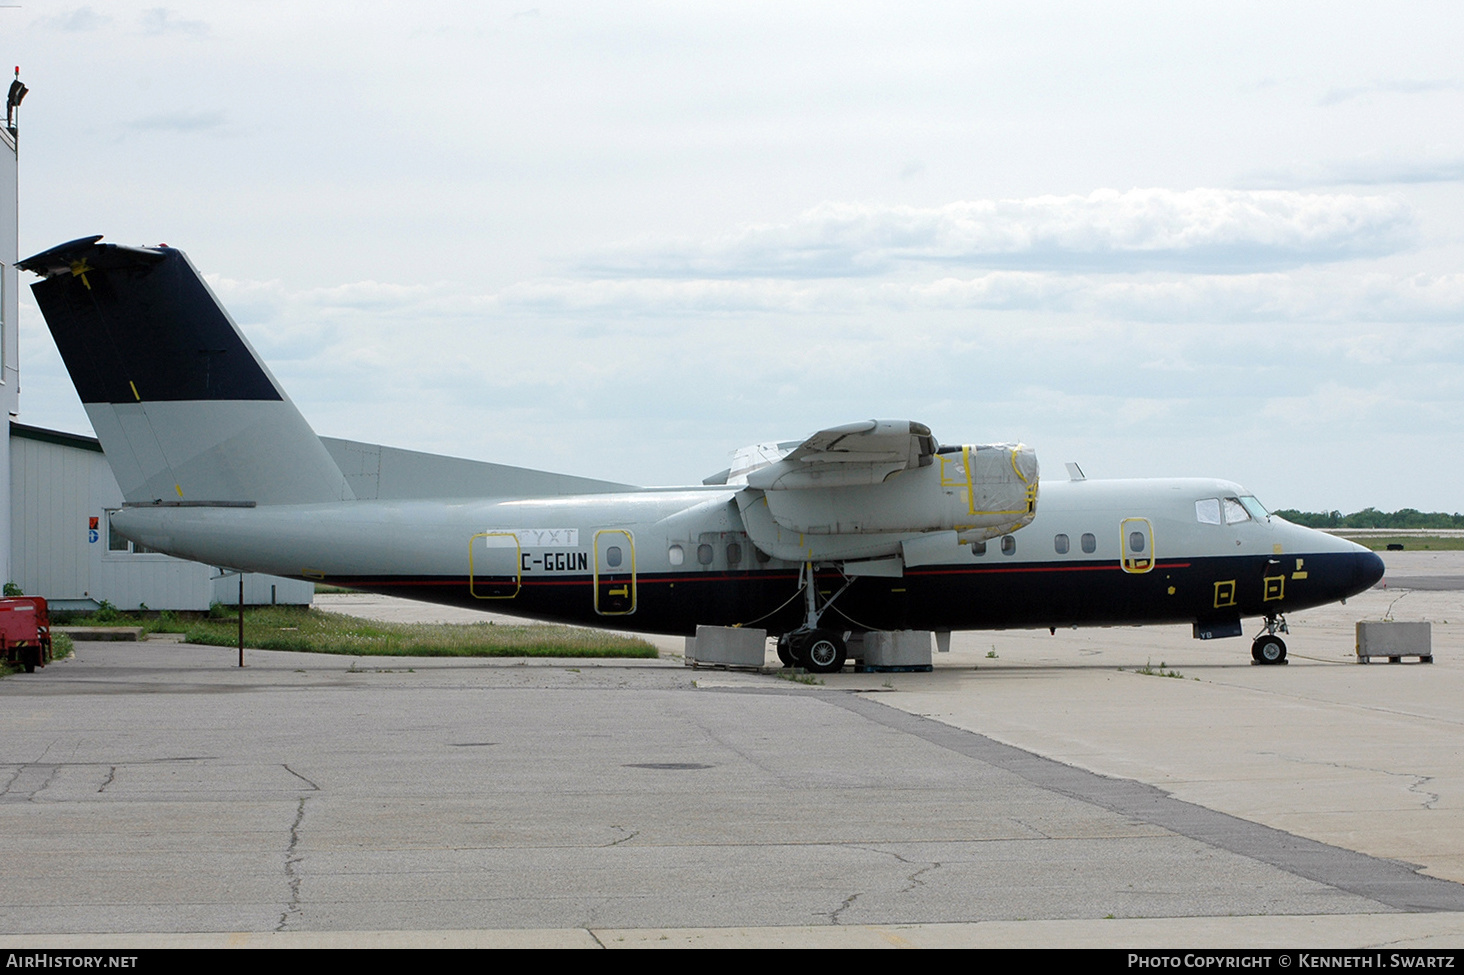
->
<box><xmin>6</xmin><ymin>1</ymin><xmax>1463</xmax><ymax>512</ymax></box>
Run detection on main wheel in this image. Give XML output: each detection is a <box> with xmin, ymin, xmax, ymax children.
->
<box><xmin>801</xmin><ymin>629</ymin><xmax>847</xmax><ymax>674</ymax></box>
<box><xmin>1252</xmin><ymin>635</ymin><xmax>1287</xmax><ymax>665</ymax></box>
<box><xmin>776</xmin><ymin>635</ymin><xmax>794</xmax><ymax>667</ymax></box>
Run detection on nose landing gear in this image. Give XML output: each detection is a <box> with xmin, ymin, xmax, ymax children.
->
<box><xmin>1252</xmin><ymin>614</ymin><xmax>1289</xmax><ymax>665</ymax></box>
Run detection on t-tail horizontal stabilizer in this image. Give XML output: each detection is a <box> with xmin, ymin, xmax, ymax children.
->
<box><xmin>20</xmin><ymin>236</ymin><xmax>352</xmax><ymax>506</ymax></box>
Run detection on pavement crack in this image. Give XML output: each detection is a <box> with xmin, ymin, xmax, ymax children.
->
<box><xmin>275</xmin><ymin>797</ymin><xmax>309</xmax><ymax>932</ymax></box>
<box><xmin>606</xmin><ymin>825</ymin><xmax>639</xmax><ymax>847</ymax></box>
<box><xmin>1408</xmin><ymin>774</ymin><xmax>1440</xmax><ymax>810</ymax></box>
<box><xmin>900</xmin><ymin>860</ymin><xmax>941</xmax><ymax>896</ymax></box>
<box><xmin>98</xmin><ymin>766</ymin><xmax>116</xmax><ymax>793</ymax></box>
<box><xmin>282</xmin><ymin>764</ymin><xmax>320</xmax><ymax>791</ymax></box>
<box><xmin>1262</xmin><ymin>752</ymin><xmax>1441</xmax><ymax>809</ymax></box>
<box><xmin>1012</xmin><ymin>817</ymin><xmax>1055</xmax><ymax>839</ymax></box>
<box><xmin>0</xmin><ymin>766</ymin><xmax>21</xmax><ymax>797</ymax></box>
<box><xmin>824</xmin><ymin>891</ymin><xmax>860</xmax><ymax>925</ymax></box>
<box><xmin>851</xmin><ymin>844</ymin><xmax>942</xmax><ymax>896</ymax></box>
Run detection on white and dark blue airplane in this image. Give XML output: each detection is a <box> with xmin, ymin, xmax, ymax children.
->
<box><xmin>20</xmin><ymin>236</ymin><xmax>1385</xmax><ymax>671</ymax></box>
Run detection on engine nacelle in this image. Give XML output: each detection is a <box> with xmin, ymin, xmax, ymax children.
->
<box><xmin>758</xmin><ymin>442</ymin><xmax>1037</xmax><ymax>540</ymax></box>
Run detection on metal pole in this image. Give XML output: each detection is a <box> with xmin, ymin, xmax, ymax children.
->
<box><xmin>237</xmin><ymin>574</ymin><xmax>244</xmax><ymax>667</ymax></box>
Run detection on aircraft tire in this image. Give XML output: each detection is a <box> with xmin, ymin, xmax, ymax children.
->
<box><xmin>801</xmin><ymin>630</ymin><xmax>847</xmax><ymax>674</ymax></box>
<box><xmin>1252</xmin><ymin>635</ymin><xmax>1287</xmax><ymax>665</ymax></box>
<box><xmin>776</xmin><ymin>636</ymin><xmax>794</xmax><ymax>667</ymax></box>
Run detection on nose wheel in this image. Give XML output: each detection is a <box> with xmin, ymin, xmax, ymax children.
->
<box><xmin>1251</xmin><ymin>615</ymin><xmax>1289</xmax><ymax>665</ymax></box>
<box><xmin>1251</xmin><ymin>634</ymin><xmax>1287</xmax><ymax>665</ymax></box>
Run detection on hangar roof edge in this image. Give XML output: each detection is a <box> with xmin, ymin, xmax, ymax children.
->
<box><xmin>10</xmin><ymin>421</ymin><xmax>103</xmax><ymax>454</ymax></box>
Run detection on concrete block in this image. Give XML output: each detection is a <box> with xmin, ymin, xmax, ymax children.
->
<box><xmin>688</xmin><ymin>625</ymin><xmax>767</xmax><ymax>668</ymax></box>
<box><xmin>1356</xmin><ymin>621</ymin><xmax>1433</xmax><ymax>663</ymax></box>
<box><xmin>862</xmin><ymin>630</ymin><xmax>933</xmax><ymax>668</ymax></box>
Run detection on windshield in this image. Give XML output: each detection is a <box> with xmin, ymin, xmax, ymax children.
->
<box><xmin>1240</xmin><ymin>496</ymin><xmax>1269</xmax><ymax>520</ymax></box>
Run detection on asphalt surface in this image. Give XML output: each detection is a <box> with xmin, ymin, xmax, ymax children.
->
<box><xmin>0</xmin><ymin>549</ymin><xmax>1460</xmax><ymax>948</ymax></box>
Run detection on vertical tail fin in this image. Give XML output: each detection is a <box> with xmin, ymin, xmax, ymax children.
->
<box><xmin>19</xmin><ymin>236</ymin><xmax>352</xmax><ymax>505</ymax></box>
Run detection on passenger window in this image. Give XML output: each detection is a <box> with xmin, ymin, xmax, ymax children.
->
<box><xmin>1080</xmin><ymin>533</ymin><xmax>1096</xmax><ymax>554</ymax></box>
<box><xmin>970</xmin><ymin>540</ymin><xmax>987</xmax><ymax>556</ymax></box>
<box><xmin>1054</xmin><ymin>533</ymin><xmax>1069</xmax><ymax>554</ymax></box>
<box><xmin>697</xmin><ymin>543</ymin><xmax>714</xmax><ymax>565</ymax></box>
<box><xmin>726</xmin><ymin>542</ymin><xmax>742</xmax><ymax>565</ymax></box>
<box><xmin>606</xmin><ymin>546</ymin><xmax>622</xmax><ymax>568</ymax></box>
<box><xmin>1195</xmin><ymin>499</ymin><xmax>1221</xmax><ymax>525</ymax></box>
<box><xmin>1129</xmin><ymin>531</ymin><xmax>1145</xmax><ymax>553</ymax></box>
<box><xmin>1223</xmin><ymin>498</ymin><xmax>1249</xmax><ymax>524</ymax></box>
<box><xmin>1001</xmin><ymin>535</ymin><xmax>1015</xmax><ymax>556</ymax></box>
<box><xmin>668</xmin><ymin>544</ymin><xmax>684</xmax><ymax>566</ymax></box>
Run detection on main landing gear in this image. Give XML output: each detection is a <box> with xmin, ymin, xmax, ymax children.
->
<box><xmin>776</xmin><ymin>562</ymin><xmax>852</xmax><ymax>674</ymax></box>
<box><xmin>1251</xmin><ymin>614</ymin><xmax>1289</xmax><ymax>665</ymax></box>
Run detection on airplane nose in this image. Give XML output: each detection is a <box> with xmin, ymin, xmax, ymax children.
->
<box><xmin>1353</xmin><ymin>549</ymin><xmax>1385</xmax><ymax>593</ymax></box>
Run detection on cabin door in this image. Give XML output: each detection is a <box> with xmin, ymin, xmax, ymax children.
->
<box><xmin>1120</xmin><ymin>518</ymin><xmax>1154</xmax><ymax>574</ymax></box>
<box><xmin>593</xmin><ymin>529</ymin><xmax>637</xmax><ymax>616</ymax></box>
<box><xmin>469</xmin><ymin>532</ymin><xmax>521</xmax><ymax>599</ymax></box>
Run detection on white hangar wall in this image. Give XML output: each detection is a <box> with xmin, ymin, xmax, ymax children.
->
<box><xmin>9</xmin><ymin>423</ymin><xmax>313</xmax><ymax>611</ymax></box>
<box><xmin>1</xmin><ymin>116</ymin><xmax>20</xmax><ymax>588</ymax></box>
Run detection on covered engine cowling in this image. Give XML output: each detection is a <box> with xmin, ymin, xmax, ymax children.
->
<box><xmin>758</xmin><ymin>442</ymin><xmax>1037</xmax><ymax>539</ymax></box>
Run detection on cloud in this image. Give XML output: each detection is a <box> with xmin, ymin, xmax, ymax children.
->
<box><xmin>1318</xmin><ymin>78</ymin><xmax>1463</xmax><ymax>107</ymax></box>
<box><xmin>433</xmin><ymin>267</ymin><xmax>1464</xmax><ymax>326</ymax></box>
<box><xmin>128</xmin><ymin>109</ymin><xmax>227</xmax><ymax>132</ymax></box>
<box><xmin>1240</xmin><ymin>158</ymin><xmax>1464</xmax><ymax>188</ymax></box>
<box><xmin>586</xmin><ymin>189</ymin><xmax>1414</xmax><ymax>278</ymax></box>
<box><xmin>34</xmin><ymin>6</ymin><xmax>111</xmax><ymax>32</ymax></box>
<box><xmin>139</xmin><ymin>7</ymin><xmax>208</xmax><ymax>37</ymax></box>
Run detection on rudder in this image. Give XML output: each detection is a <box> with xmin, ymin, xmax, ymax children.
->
<box><xmin>20</xmin><ymin>236</ymin><xmax>352</xmax><ymax>505</ymax></box>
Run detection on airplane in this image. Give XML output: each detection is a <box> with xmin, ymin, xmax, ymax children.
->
<box><xmin>19</xmin><ymin>235</ymin><xmax>1386</xmax><ymax>672</ymax></box>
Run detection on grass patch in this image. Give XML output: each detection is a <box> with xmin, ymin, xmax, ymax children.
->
<box><xmin>186</xmin><ymin>606</ymin><xmax>657</xmax><ymax>658</ymax></box>
<box><xmin>50</xmin><ymin>633</ymin><xmax>74</xmax><ymax>661</ymax></box>
<box><xmin>56</xmin><ymin>605</ymin><xmax>657</xmax><ymax>658</ymax></box>
<box><xmin>1136</xmin><ymin>659</ymin><xmax>1185</xmax><ymax>679</ymax></box>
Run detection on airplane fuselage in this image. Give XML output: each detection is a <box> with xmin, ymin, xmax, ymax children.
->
<box><xmin>114</xmin><ymin>475</ymin><xmax>1383</xmax><ymax>638</ymax></box>
<box><xmin>21</xmin><ymin>235</ymin><xmax>1383</xmax><ymax>657</ymax></box>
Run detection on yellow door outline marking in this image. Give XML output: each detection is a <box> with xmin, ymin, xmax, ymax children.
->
<box><xmin>594</xmin><ymin>528</ymin><xmax>637</xmax><ymax>616</ymax></box>
<box><xmin>1263</xmin><ymin>575</ymin><xmax>1285</xmax><ymax>602</ymax></box>
<box><xmin>1120</xmin><ymin>517</ymin><xmax>1154</xmax><ymax>574</ymax></box>
<box><xmin>1213</xmin><ymin>580</ymin><xmax>1237</xmax><ymax>608</ymax></box>
<box><xmin>468</xmin><ymin>531</ymin><xmax>521</xmax><ymax>599</ymax></box>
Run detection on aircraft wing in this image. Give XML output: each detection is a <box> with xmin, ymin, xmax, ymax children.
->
<box><xmin>737</xmin><ymin>419</ymin><xmax>937</xmax><ymax>491</ymax></box>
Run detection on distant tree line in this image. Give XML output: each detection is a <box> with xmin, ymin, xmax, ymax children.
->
<box><xmin>1273</xmin><ymin>508</ymin><xmax>1464</xmax><ymax>529</ymax></box>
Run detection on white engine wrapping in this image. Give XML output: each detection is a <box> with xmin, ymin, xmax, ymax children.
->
<box><xmin>761</xmin><ymin>443</ymin><xmax>1037</xmax><ymax>536</ymax></box>
<box><xmin>732</xmin><ymin>435</ymin><xmax>1039</xmax><ymax>563</ymax></box>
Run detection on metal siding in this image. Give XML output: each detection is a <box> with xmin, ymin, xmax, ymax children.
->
<box><xmin>11</xmin><ymin>430</ymin><xmax>311</xmax><ymax>609</ymax></box>
<box><xmin>11</xmin><ymin>436</ymin><xmax>91</xmax><ymax>597</ymax></box>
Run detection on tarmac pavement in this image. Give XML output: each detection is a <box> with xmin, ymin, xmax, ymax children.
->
<box><xmin>1</xmin><ymin>550</ymin><xmax>1461</xmax><ymax>948</ymax></box>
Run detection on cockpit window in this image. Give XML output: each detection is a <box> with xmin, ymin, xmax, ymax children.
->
<box><xmin>1240</xmin><ymin>496</ymin><xmax>1268</xmax><ymax>520</ymax></box>
<box><xmin>1222</xmin><ymin>497</ymin><xmax>1249</xmax><ymax>524</ymax></box>
<box><xmin>1195</xmin><ymin>498</ymin><xmax>1221</xmax><ymax>525</ymax></box>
